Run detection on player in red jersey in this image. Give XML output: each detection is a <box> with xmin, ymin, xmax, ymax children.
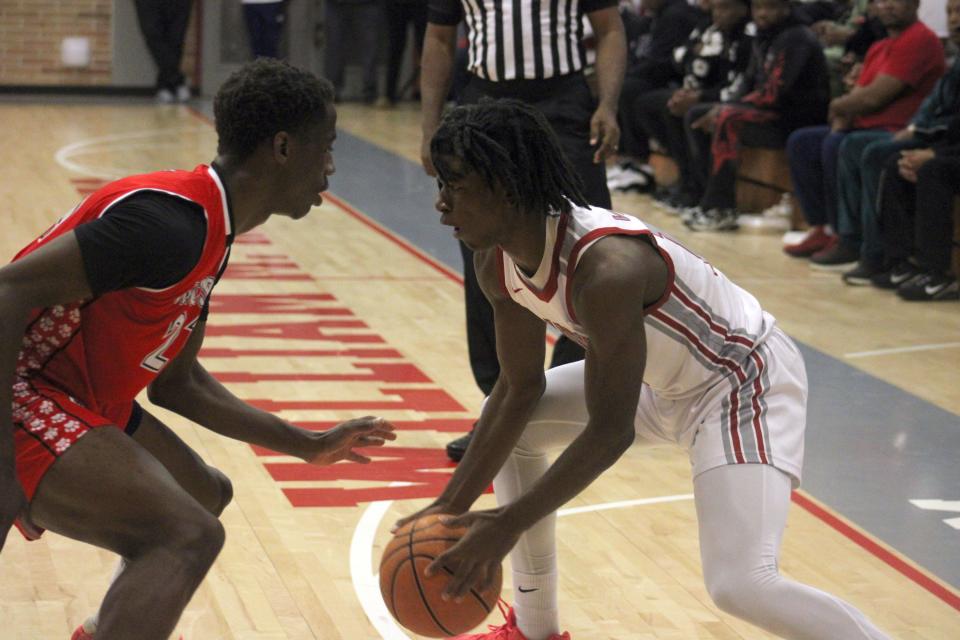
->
<box><xmin>0</xmin><ymin>58</ymin><xmax>396</xmax><ymax>640</ymax></box>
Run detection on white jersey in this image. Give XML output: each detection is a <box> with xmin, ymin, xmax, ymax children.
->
<box><xmin>498</xmin><ymin>204</ymin><xmax>777</xmax><ymax>399</ymax></box>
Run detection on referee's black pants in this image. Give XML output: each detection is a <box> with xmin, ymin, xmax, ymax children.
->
<box><xmin>456</xmin><ymin>72</ymin><xmax>611</xmax><ymax>395</ymax></box>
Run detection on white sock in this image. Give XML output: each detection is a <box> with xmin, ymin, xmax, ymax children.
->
<box><xmin>513</xmin><ymin>570</ymin><xmax>560</xmax><ymax>640</ymax></box>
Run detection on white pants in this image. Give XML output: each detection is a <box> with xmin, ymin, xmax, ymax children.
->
<box><xmin>494</xmin><ymin>336</ymin><xmax>889</xmax><ymax>639</ymax></box>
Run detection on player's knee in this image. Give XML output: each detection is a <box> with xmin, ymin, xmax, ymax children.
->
<box><xmin>703</xmin><ymin>568</ymin><xmax>764</xmax><ymax>618</ymax></box>
<box><xmin>206</xmin><ymin>466</ymin><xmax>233</xmax><ymax>516</ymax></box>
<box><xmin>166</xmin><ymin>511</ymin><xmax>226</xmax><ymax>572</ymax></box>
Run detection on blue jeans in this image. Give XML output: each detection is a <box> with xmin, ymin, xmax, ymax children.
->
<box><xmin>786</xmin><ymin>126</ymin><xmax>847</xmax><ymax>229</ymax></box>
<box><xmin>837</xmin><ymin>131</ymin><xmax>924</xmax><ymax>266</ymax></box>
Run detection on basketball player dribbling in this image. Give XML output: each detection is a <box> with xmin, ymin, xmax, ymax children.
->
<box><xmin>394</xmin><ymin>100</ymin><xmax>890</xmax><ymax>640</ymax></box>
<box><xmin>0</xmin><ymin>59</ymin><xmax>396</xmax><ymax>640</ymax></box>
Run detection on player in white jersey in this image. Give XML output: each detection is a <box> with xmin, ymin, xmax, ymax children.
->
<box><xmin>394</xmin><ymin>100</ymin><xmax>890</xmax><ymax>640</ymax></box>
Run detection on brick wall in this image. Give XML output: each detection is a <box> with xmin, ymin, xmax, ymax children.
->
<box><xmin>0</xmin><ymin>0</ymin><xmax>198</xmax><ymax>87</ymax></box>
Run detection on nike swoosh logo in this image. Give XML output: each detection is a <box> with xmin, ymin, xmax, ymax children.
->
<box><xmin>925</xmin><ymin>284</ymin><xmax>943</xmax><ymax>295</ymax></box>
<box><xmin>512</xmin><ymin>288</ymin><xmax>524</xmax><ymax>294</ymax></box>
<box><xmin>518</xmin><ymin>586</ymin><xmax>538</xmax><ymax>593</ymax></box>
<box><xmin>891</xmin><ymin>272</ymin><xmax>914</xmax><ymax>284</ymax></box>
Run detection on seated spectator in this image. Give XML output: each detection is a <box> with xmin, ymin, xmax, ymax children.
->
<box><xmin>840</xmin><ymin>0</ymin><xmax>958</xmax><ymax>284</ymax></box>
<box><xmin>784</xmin><ymin>0</ymin><xmax>944</xmax><ymax>263</ymax></box>
<box><xmin>608</xmin><ymin>0</ymin><xmax>704</xmax><ymax>192</ymax></box>
<box><xmin>682</xmin><ymin>0</ymin><xmax>830</xmax><ymax>231</ymax></box>
<box><xmin>874</xmin><ymin>114</ymin><xmax>960</xmax><ymax>301</ymax></box>
<box><xmin>634</xmin><ymin>0</ymin><xmax>754</xmax><ymax>209</ymax></box>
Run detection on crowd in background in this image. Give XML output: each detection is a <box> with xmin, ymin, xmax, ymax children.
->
<box><xmin>606</xmin><ymin>0</ymin><xmax>959</xmax><ymax>301</ymax></box>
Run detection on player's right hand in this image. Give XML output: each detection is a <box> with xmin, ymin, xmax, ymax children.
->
<box><xmin>0</xmin><ymin>473</ymin><xmax>28</xmax><ymax>553</ymax></box>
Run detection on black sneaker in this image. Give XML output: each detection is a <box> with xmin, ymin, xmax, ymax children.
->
<box><xmin>809</xmin><ymin>242</ymin><xmax>860</xmax><ymax>271</ymax></box>
<box><xmin>870</xmin><ymin>261</ymin><xmax>920</xmax><ymax>289</ymax></box>
<box><xmin>842</xmin><ymin>261</ymin><xmax>883</xmax><ymax>286</ymax></box>
<box><xmin>445</xmin><ymin>427</ymin><xmax>475</xmax><ymax>462</ymax></box>
<box><xmin>897</xmin><ymin>272</ymin><xmax>959</xmax><ymax>301</ymax></box>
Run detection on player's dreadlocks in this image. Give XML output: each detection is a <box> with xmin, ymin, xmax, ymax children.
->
<box><xmin>431</xmin><ymin>99</ymin><xmax>589</xmax><ymax>216</ymax></box>
<box><xmin>214</xmin><ymin>58</ymin><xmax>335</xmax><ymax>159</ymax></box>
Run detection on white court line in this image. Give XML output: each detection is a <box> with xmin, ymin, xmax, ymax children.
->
<box><xmin>54</xmin><ymin>126</ymin><xmax>210</xmax><ymax>178</ymax></box>
<box><xmin>558</xmin><ymin>493</ymin><xmax>694</xmax><ymax>516</ymax></box>
<box><xmin>845</xmin><ymin>342</ymin><xmax>960</xmax><ymax>359</ymax></box>
<box><xmin>352</xmin><ymin>492</ymin><xmax>696</xmax><ymax>639</ymax></box>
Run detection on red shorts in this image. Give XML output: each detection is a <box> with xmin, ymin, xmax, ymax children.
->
<box><xmin>11</xmin><ymin>379</ymin><xmax>140</xmax><ymax>540</ymax></box>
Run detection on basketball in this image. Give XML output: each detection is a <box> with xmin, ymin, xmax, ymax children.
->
<box><xmin>379</xmin><ymin>513</ymin><xmax>503</xmax><ymax>637</ymax></box>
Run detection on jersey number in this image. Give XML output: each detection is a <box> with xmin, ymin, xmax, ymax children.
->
<box><xmin>141</xmin><ymin>313</ymin><xmax>197</xmax><ymax>373</ymax></box>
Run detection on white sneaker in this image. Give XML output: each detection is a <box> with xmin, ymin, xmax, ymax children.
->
<box><xmin>761</xmin><ymin>193</ymin><xmax>792</xmax><ymax>220</ymax></box>
<box><xmin>609</xmin><ymin>163</ymin><xmax>655</xmax><ymax>193</ymax></box>
<box><xmin>175</xmin><ymin>84</ymin><xmax>191</xmax><ymax>102</ymax></box>
<box><xmin>155</xmin><ymin>88</ymin><xmax>175</xmax><ymax>104</ymax></box>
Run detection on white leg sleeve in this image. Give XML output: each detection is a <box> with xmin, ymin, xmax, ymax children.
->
<box><xmin>493</xmin><ymin>361</ymin><xmax>591</xmax><ymax>640</ymax></box>
<box><xmin>694</xmin><ymin>464</ymin><xmax>890</xmax><ymax>640</ymax></box>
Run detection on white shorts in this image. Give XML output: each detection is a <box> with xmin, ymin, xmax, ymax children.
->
<box><xmin>514</xmin><ymin>327</ymin><xmax>807</xmax><ymax>486</ymax></box>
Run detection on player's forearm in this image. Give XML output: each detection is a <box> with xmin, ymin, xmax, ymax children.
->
<box><xmin>439</xmin><ymin>380</ymin><xmax>544</xmax><ymax>511</ymax></box>
<box><xmin>502</xmin><ymin>422</ymin><xmax>634</xmax><ymax>531</ymax></box>
<box><xmin>148</xmin><ymin>363</ymin><xmax>315</xmax><ymax>459</ymax></box>
<box><xmin>420</xmin><ymin>25</ymin><xmax>457</xmax><ymax>136</ymax></box>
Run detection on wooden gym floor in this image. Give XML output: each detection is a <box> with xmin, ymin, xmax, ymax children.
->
<box><xmin>0</xmin><ymin>98</ymin><xmax>957</xmax><ymax>639</ymax></box>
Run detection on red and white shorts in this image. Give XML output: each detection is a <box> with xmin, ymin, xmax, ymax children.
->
<box><xmin>11</xmin><ymin>379</ymin><xmax>140</xmax><ymax>539</ymax></box>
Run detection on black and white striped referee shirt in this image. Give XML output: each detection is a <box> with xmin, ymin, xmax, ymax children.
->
<box><xmin>428</xmin><ymin>0</ymin><xmax>618</xmax><ymax>82</ymax></box>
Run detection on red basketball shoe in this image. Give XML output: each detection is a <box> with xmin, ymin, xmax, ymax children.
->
<box><xmin>450</xmin><ymin>601</ymin><xmax>570</xmax><ymax>639</ymax></box>
<box><xmin>70</xmin><ymin>625</ymin><xmax>94</xmax><ymax>640</ymax></box>
<box><xmin>72</xmin><ymin>624</ymin><xmax>183</xmax><ymax>639</ymax></box>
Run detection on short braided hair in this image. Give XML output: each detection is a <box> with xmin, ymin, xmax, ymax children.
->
<box><xmin>431</xmin><ymin>99</ymin><xmax>589</xmax><ymax>216</ymax></box>
<box><xmin>214</xmin><ymin>58</ymin><xmax>335</xmax><ymax>160</ymax></box>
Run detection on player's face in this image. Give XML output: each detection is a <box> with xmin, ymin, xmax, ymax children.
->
<box><xmin>434</xmin><ymin>161</ymin><xmax>512</xmax><ymax>251</ymax></box>
<box><xmin>279</xmin><ymin>105</ymin><xmax>337</xmax><ymax>219</ymax></box>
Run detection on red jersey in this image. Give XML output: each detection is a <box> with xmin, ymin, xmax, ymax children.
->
<box><xmin>12</xmin><ymin>164</ymin><xmax>233</xmax><ymax>427</ymax></box>
<box><xmin>854</xmin><ymin>20</ymin><xmax>945</xmax><ymax>131</ymax></box>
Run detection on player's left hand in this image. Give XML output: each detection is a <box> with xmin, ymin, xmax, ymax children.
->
<box><xmin>304</xmin><ymin>416</ymin><xmax>396</xmax><ymax>466</ymax></box>
<box><xmin>590</xmin><ymin>105</ymin><xmax>620</xmax><ymax>164</ymax></box>
<box><xmin>425</xmin><ymin>508</ymin><xmax>521</xmax><ymax>600</ymax></box>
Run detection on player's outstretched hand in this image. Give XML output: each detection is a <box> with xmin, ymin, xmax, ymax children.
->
<box><xmin>0</xmin><ymin>473</ymin><xmax>28</xmax><ymax>553</ymax></box>
<box><xmin>305</xmin><ymin>416</ymin><xmax>396</xmax><ymax>466</ymax></box>
<box><xmin>426</xmin><ymin>508</ymin><xmax>520</xmax><ymax>600</ymax></box>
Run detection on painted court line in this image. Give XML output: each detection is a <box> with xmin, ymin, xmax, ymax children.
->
<box><xmin>845</xmin><ymin>342</ymin><xmax>960</xmax><ymax>359</ymax></box>
<box><xmin>354</xmin><ymin>493</ymin><xmax>697</xmax><ymax>640</ymax></box>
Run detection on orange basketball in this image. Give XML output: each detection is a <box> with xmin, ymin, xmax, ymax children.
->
<box><xmin>379</xmin><ymin>513</ymin><xmax>503</xmax><ymax>637</ymax></box>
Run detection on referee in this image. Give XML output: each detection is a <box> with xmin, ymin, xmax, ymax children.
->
<box><xmin>420</xmin><ymin>0</ymin><xmax>626</xmax><ymax>461</ymax></box>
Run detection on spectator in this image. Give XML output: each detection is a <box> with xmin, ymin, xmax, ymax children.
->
<box><xmin>874</xmin><ymin>115</ymin><xmax>960</xmax><ymax>300</ymax></box>
<box><xmin>133</xmin><ymin>0</ymin><xmax>194</xmax><ymax>103</ymax></box>
<box><xmin>635</xmin><ymin>0</ymin><xmax>754</xmax><ymax>210</ymax></box>
<box><xmin>420</xmin><ymin>0</ymin><xmax>626</xmax><ymax>462</ymax></box>
<box><xmin>242</xmin><ymin>0</ymin><xmax>286</xmax><ymax>59</ymax></box>
<box><xmin>840</xmin><ymin>0</ymin><xmax>958</xmax><ymax>284</ymax></box>
<box><xmin>608</xmin><ymin>0</ymin><xmax>704</xmax><ymax>192</ymax></box>
<box><xmin>783</xmin><ymin>0</ymin><xmax>943</xmax><ymax>264</ymax></box>
<box><xmin>682</xmin><ymin>0</ymin><xmax>830</xmax><ymax>231</ymax></box>
<box><xmin>383</xmin><ymin>0</ymin><xmax>428</xmax><ymax>105</ymax></box>
<box><xmin>324</xmin><ymin>0</ymin><xmax>385</xmax><ymax>103</ymax></box>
